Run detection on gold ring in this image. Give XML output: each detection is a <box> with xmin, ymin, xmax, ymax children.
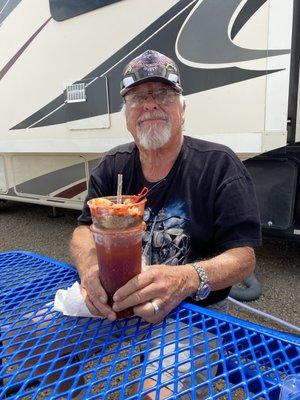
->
<box><xmin>150</xmin><ymin>300</ymin><xmax>159</xmax><ymax>315</ymax></box>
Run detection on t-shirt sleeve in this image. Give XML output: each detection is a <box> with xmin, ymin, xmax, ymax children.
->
<box><xmin>213</xmin><ymin>171</ymin><xmax>262</xmax><ymax>252</ymax></box>
<box><xmin>77</xmin><ymin>158</ymin><xmax>113</xmax><ymax>226</ymax></box>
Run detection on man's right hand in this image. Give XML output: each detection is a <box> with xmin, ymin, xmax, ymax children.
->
<box><xmin>80</xmin><ymin>264</ymin><xmax>116</xmax><ymax>321</ymax></box>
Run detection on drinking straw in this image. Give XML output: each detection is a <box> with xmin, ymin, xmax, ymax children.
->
<box><xmin>117</xmin><ymin>173</ymin><xmax>123</xmax><ymax>204</ymax></box>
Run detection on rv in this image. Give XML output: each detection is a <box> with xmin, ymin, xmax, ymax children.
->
<box><xmin>0</xmin><ymin>0</ymin><xmax>299</xmax><ymax>240</ymax></box>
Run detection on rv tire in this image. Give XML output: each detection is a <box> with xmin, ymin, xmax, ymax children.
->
<box><xmin>0</xmin><ymin>200</ymin><xmax>8</xmax><ymax>210</ymax></box>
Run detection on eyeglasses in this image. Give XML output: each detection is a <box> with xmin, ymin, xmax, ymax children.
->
<box><xmin>124</xmin><ymin>88</ymin><xmax>179</xmax><ymax>108</ymax></box>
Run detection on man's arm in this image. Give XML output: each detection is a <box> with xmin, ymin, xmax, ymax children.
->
<box><xmin>112</xmin><ymin>246</ymin><xmax>255</xmax><ymax>323</ymax></box>
<box><xmin>70</xmin><ymin>226</ymin><xmax>117</xmax><ymax>320</ymax></box>
<box><xmin>200</xmin><ymin>246</ymin><xmax>255</xmax><ymax>291</ymax></box>
<box><xmin>70</xmin><ymin>225</ymin><xmax>97</xmax><ymax>277</ymax></box>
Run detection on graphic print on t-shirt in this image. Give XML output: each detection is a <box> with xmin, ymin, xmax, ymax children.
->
<box><xmin>142</xmin><ymin>201</ymin><xmax>190</xmax><ymax>266</ymax></box>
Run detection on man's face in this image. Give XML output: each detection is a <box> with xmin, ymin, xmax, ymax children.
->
<box><xmin>124</xmin><ymin>81</ymin><xmax>185</xmax><ymax>150</ymax></box>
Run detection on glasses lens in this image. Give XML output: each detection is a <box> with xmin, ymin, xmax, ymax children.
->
<box><xmin>125</xmin><ymin>89</ymin><xmax>177</xmax><ymax>108</ymax></box>
<box><xmin>126</xmin><ymin>93</ymin><xmax>145</xmax><ymax>106</ymax></box>
<box><xmin>154</xmin><ymin>89</ymin><xmax>168</xmax><ymax>104</ymax></box>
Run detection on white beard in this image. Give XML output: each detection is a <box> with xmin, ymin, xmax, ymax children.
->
<box><xmin>136</xmin><ymin>122</ymin><xmax>172</xmax><ymax>150</ymax></box>
<box><xmin>136</xmin><ymin>110</ymin><xmax>172</xmax><ymax>150</ymax></box>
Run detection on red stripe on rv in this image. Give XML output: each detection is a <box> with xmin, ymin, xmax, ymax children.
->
<box><xmin>0</xmin><ymin>17</ymin><xmax>52</xmax><ymax>81</ymax></box>
<box><xmin>54</xmin><ymin>182</ymin><xmax>87</xmax><ymax>199</ymax></box>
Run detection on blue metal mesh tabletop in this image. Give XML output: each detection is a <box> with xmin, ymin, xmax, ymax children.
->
<box><xmin>0</xmin><ymin>251</ymin><xmax>299</xmax><ymax>399</ymax></box>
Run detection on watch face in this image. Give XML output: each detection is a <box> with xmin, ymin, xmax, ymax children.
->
<box><xmin>198</xmin><ymin>284</ymin><xmax>211</xmax><ymax>300</ymax></box>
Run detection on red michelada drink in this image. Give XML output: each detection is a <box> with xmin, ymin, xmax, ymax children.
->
<box><xmin>88</xmin><ymin>195</ymin><xmax>146</xmax><ymax>318</ymax></box>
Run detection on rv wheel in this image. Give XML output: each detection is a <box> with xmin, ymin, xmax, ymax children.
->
<box><xmin>0</xmin><ymin>200</ymin><xmax>8</xmax><ymax>210</ymax></box>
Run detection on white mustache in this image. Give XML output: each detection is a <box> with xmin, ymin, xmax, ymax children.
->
<box><xmin>137</xmin><ymin>111</ymin><xmax>168</xmax><ymax>124</ymax></box>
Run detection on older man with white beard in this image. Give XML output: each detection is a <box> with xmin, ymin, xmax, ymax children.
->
<box><xmin>71</xmin><ymin>50</ymin><xmax>261</xmax><ymax>398</ymax></box>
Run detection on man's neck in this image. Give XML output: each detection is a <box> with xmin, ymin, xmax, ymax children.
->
<box><xmin>139</xmin><ymin>135</ymin><xmax>183</xmax><ymax>182</ymax></box>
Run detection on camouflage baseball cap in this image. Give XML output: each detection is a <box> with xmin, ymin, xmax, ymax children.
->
<box><xmin>120</xmin><ymin>50</ymin><xmax>183</xmax><ymax>96</ymax></box>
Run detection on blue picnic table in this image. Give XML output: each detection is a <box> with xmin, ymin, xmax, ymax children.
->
<box><xmin>0</xmin><ymin>251</ymin><xmax>299</xmax><ymax>399</ymax></box>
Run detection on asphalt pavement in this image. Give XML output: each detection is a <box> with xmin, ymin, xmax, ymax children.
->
<box><xmin>0</xmin><ymin>200</ymin><xmax>299</xmax><ymax>336</ymax></box>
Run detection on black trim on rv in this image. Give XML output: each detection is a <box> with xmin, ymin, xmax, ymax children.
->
<box><xmin>49</xmin><ymin>0</ymin><xmax>124</xmax><ymax>22</ymax></box>
<box><xmin>12</xmin><ymin>0</ymin><xmax>289</xmax><ymax>131</ymax></box>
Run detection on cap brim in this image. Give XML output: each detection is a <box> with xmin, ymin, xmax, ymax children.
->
<box><xmin>120</xmin><ymin>76</ymin><xmax>182</xmax><ymax>96</ymax></box>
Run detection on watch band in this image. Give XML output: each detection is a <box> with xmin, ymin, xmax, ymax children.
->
<box><xmin>191</xmin><ymin>262</ymin><xmax>211</xmax><ymax>301</ymax></box>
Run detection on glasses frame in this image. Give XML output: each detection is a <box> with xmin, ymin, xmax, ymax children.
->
<box><xmin>124</xmin><ymin>88</ymin><xmax>179</xmax><ymax>108</ymax></box>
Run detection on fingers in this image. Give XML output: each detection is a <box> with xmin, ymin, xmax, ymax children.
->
<box><xmin>80</xmin><ymin>286</ymin><xmax>101</xmax><ymax>316</ymax></box>
<box><xmin>80</xmin><ymin>264</ymin><xmax>116</xmax><ymax>320</ymax></box>
<box><xmin>112</xmin><ymin>283</ymin><xmax>157</xmax><ymax>313</ymax></box>
<box><xmin>81</xmin><ymin>265</ymin><xmax>108</xmax><ymax>305</ymax></box>
<box><xmin>113</xmin><ymin>265</ymin><xmax>190</xmax><ymax>322</ymax></box>
<box><xmin>134</xmin><ymin>299</ymin><xmax>164</xmax><ymax>324</ymax></box>
<box><xmin>113</xmin><ymin>270</ymin><xmax>154</xmax><ymax>302</ymax></box>
<box><xmin>80</xmin><ymin>286</ymin><xmax>115</xmax><ymax>320</ymax></box>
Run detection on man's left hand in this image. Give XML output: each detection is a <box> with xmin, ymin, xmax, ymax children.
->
<box><xmin>112</xmin><ymin>265</ymin><xmax>198</xmax><ymax>323</ymax></box>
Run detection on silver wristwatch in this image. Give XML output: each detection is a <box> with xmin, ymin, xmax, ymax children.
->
<box><xmin>191</xmin><ymin>262</ymin><xmax>211</xmax><ymax>301</ymax></box>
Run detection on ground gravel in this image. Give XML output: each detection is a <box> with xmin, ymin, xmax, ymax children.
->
<box><xmin>0</xmin><ymin>200</ymin><xmax>299</xmax><ymax>335</ymax></box>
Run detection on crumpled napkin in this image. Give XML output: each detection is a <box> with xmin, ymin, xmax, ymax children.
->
<box><xmin>53</xmin><ymin>281</ymin><xmax>103</xmax><ymax>318</ymax></box>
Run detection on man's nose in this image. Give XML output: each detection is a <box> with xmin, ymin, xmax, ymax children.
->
<box><xmin>142</xmin><ymin>94</ymin><xmax>159</xmax><ymax>110</ymax></box>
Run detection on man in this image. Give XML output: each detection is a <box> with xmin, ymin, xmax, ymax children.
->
<box><xmin>70</xmin><ymin>49</ymin><xmax>261</xmax><ymax>397</ymax></box>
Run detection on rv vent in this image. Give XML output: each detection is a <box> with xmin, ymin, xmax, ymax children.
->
<box><xmin>66</xmin><ymin>83</ymin><xmax>86</xmax><ymax>103</ymax></box>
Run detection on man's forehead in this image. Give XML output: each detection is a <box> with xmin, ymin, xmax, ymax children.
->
<box><xmin>128</xmin><ymin>81</ymin><xmax>171</xmax><ymax>94</ymax></box>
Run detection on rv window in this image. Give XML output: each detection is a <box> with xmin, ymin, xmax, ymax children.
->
<box><xmin>49</xmin><ymin>0</ymin><xmax>124</xmax><ymax>22</ymax></box>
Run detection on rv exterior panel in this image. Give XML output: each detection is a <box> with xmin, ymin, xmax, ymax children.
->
<box><xmin>1</xmin><ymin>0</ymin><xmax>300</xmax><ymax>241</ymax></box>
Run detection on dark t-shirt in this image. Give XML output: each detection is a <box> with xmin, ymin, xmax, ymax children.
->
<box><xmin>78</xmin><ymin>136</ymin><xmax>262</xmax><ymax>306</ymax></box>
